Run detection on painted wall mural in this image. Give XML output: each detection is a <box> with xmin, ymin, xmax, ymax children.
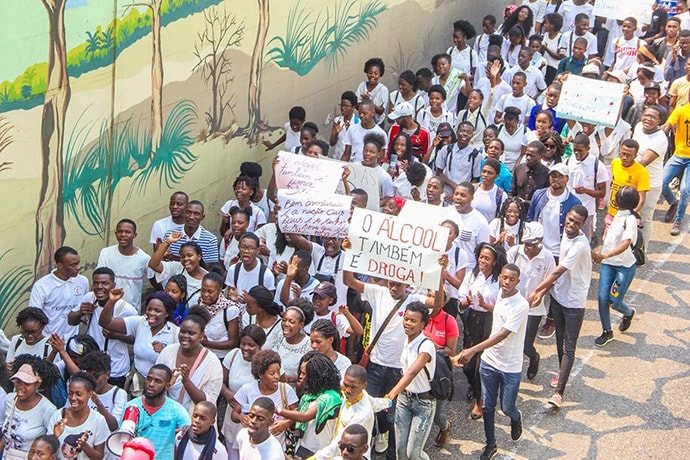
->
<box><xmin>0</xmin><ymin>0</ymin><xmax>501</xmax><ymax>331</ymax></box>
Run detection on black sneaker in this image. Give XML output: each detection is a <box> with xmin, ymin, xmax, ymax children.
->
<box><xmin>595</xmin><ymin>330</ymin><xmax>614</xmax><ymax>347</ymax></box>
<box><xmin>527</xmin><ymin>352</ymin><xmax>540</xmax><ymax>380</ymax></box>
<box><xmin>480</xmin><ymin>444</ymin><xmax>498</xmax><ymax>460</ymax></box>
<box><xmin>619</xmin><ymin>308</ymin><xmax>636</xmax><ymax>332</ymax></box>
<box><xmin>511</xmin><ymin>411</ymin><xmax>523</xmax><ymax>441</ymax></box>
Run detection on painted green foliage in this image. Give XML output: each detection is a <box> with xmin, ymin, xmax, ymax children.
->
<box><xmin>267</xmin><ymin>0</ymin><xmax>387</xmax><ymax>76</ymax></box>
<box><xmin>0</xmin><ymin>0</ymin><xmax>223</xmax><ymax>113</ymax></box>
<box><xmin>0</xmin><ymin>250</ymin><xmax>33</xmax><ymax>325</ymax></box>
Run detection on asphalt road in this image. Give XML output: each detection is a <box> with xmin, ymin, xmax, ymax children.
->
<box><xmin>380</xmin><ymin>208</ymin><xmax>690</xmax><ymax>459</ymax></box>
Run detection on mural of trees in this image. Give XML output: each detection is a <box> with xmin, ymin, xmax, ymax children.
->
<box><xmin>126</xmin><ymin>0</ymin><xmax>165</xmax><ymax>157</ymax></box>
<box><xmin>35</xmin><ymin>0</ymin><xmax>71</xmax><ymax>277</ymax></box>
<box><xmin>192</xmin><ymin>6</ymin><xmax>244</xmax><ymax>138</ymax></box>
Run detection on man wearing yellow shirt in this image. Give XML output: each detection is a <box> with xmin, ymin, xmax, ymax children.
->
<box><xmin>661</xmin><ymin>97</ymin><xmax>690</xmax><ymax>235</ymax></box>
<box><xmin>607</xmin><ymin>139</ymin><xmax>650</xmax><ymax>229</ymax></box>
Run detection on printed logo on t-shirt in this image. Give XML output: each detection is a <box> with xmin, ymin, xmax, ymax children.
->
<box><xmin>459</xmin><ymin>230</ymin><xmax>473</xmax><ymax>242</ymax></box>
<box><xmin>74</xmin><ymin>286</ymin><xmax>83</xmax><ymax>296</ymax></box>
<box><xmin>62</xmin><ymin>431</ymin><xmax>92</xmax><ymax>459</ymax></box>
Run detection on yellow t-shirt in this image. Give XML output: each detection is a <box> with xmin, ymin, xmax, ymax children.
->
<box><xmin>668</xmin><ymin>103</ymin><xmax>690</xmax><ymax>158</ymax></box>
<box><xmin>608</xmin><ymin>158</ymin><xmax>651</xmax><ymax>216</ymax></box>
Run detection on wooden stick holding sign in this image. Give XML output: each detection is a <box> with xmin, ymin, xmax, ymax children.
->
<box><xmin>343</xmin><ymin>208</ymin><xmax>449</xmax><ymax>290</ymax></box>
<box><xmin>277</xmin><ymin>190</ymin><xmax>352</xmax><ymax>238</ymax></box>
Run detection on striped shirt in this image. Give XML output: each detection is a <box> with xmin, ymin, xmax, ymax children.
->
<box><xmin>164</xmin><ymin>225</ymin><xmax>219</xmax><ymax>263</ymax></box>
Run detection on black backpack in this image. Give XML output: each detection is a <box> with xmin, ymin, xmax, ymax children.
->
<box><xmin>624</xmin><ymin>218</ymin><xmax>645</xmax><ymax>266</ymax></box>
<box><xmin>419</xmin><ymin>331</ymin><xmax>454</xmax><ymax>401</ymax></box>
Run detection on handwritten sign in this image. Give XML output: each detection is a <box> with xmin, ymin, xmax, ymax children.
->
<box><xmin>344</xmin><ymin>208</ymin><xmax>449</xmax><ymax>290</ymax></box>
<box><xmin>556</xmin><ymin>75</ymin><xmax>625</xmax><ymax>128</ymax></box>
<box><xmin>277</xmin><ymin>190</ymin><xmax>352</xmax><ymax>238</ymax></box>
<box><xmin>593</xmin><ymin>0</ymin><xmax>655</xmax><ymax>24</ymax></box>
<box><xmin>334</xmin><ymin>162</ymin><xmax>381</xmax><ymax>211</ymax></box>
<box><xmin>275</xmin><ymin>151</ymin><xmax>344</xmax><ymax>193</ymax></box>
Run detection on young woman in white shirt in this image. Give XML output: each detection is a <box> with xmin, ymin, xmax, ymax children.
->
<box><xmin>490</xmin><ymin>197</ymin><xmax>526</xmax><ymax>252</ymax></box>
<box><xmin>591</xmin><ymin>186</ymin><xmax>640</xmax><ymax>347</ymax></box>
<box><xmin>356</xmin><ymin>58</ymin><xmax>389</xmax><ymax>127</ymax></box>
<box><xmin>458</xmin><ymin>243</ymin><xmax>506</xmax><ymax>419</ymax></box>
<box><xmin>473</xmin><ymin>159</ymin><xmax>506</xmax><ymax>224</ymax></box>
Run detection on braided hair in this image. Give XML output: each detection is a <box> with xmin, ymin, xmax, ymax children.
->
<box><xmin>498</xmin><ymin>197</ymin><xmax>525</xmax><ymax>244</ymax></box>
<box><xmin>310</xmin><ymin>319</ymin><xmax>340</xmax><ymax>351</ymax></box>
<box><xmin>298</xmin><ymin>351</ymin><xmax>341</xmax><ymax>396</ymax></box>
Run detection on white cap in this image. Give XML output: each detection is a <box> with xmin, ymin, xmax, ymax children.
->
<box><xmin>388</xmin><ymin>101</ymin><xmax>414</xmax><ymax>120</ymax></box>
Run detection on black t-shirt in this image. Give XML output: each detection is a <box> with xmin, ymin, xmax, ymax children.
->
<box><xmin>643</xmin><ymin>8</ymin><xmax>668</xmax><ymax>39</ymax></box>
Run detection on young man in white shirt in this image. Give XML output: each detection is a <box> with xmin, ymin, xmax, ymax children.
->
<box><xmin>632</xmin><ymin>105</ymin><xmax>668</xmax><ymax>249</ymax></box>
<box><xmin>507</xmin><ymin>222</ymin><xmax>555</xmax><ymax>381</ymax></box>
<box><xmin>436</xmin><ymin>122</ymin><xmax>482</xmax><ymax>195</ymax></box>
<box><xmin>608</xmin><ymin>17</ymin><xmax>641</xmax><ymax>74</ymax></box>
<box><xmin>493</xmin><ymin>72</ymin><xmax>537</xmax><ymax>126</ymax></box>
<box><xmin>236</xmin><ymin>397</ymin><xmax>285</xmax><ymax>460</ymax></box>
<box><xmin>502</xmin><ymin>48</ymin><xmax>547</xmax><ymax>100</ymax></box>
<box><xmin>175</xmin><ymin>401</ymin><xmax>228</xmax><ymax>460</ymax></box>
<box><xmin>565</xmin><ymin>134</ymin><xmax>609</xmax><ymax>240</ymax></box>
<box><xmin>342</xmin><ymin>99</ymin><xmax>387</xmax><ymax>163</ymax></box>
<box><xmin>149</xmin><ymin>191</ymin><xmax>188</xmax><ymax>252</ymax></box>
<box><xmin>98</xmin><ymin>219</ymin><xmax>151</xmax><ymax>311</ymax></box>
<box><xmin>558</xmin><ymin>13</ymin><xmax>598</xmax><ymax>59</ymax></box>
<box><xmin>29</xmin><ymin>246</ymin><xmax>89</xmax><ymax>338</ymax></box>
<box><xmin>528</xmin><ymin>206</ymin><xmax>592</xmax><ymax>408</ymax></box>
<box><xmin>452</xmin><ymin>263</ymin><xmax>529</xmax><ymax>460</ymax></box>
<box><xmin>67</xmin><ymin>267</ymin><xmax>137</xmax><ymax>387</ymax></box>
<box><xmin>473</xmin><ymin>15</ymin><xmax>500</xmax><ymax>62</ymax></box>
<box><xmin>164</xmin><ymin>200</ymin><xmax>220</xmax><ymax>266</ymax></box>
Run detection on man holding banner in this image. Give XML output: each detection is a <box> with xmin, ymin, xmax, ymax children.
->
<box><xmin>341</xmin><ymin>206</ymin><xmax>447</xmax><ymax>459</ymax></box>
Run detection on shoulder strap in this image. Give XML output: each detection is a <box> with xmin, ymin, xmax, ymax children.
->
<box><xmin>367</xmin><ymin>294</ymin><xmax>409</xmax><ymax>353</ymax></box>
<box><xmin>279</xmin><ymin>382</ymin><xmax>288</xmax><ymax>409</ymax></box>
<box><xmin>445</xmin><ymin>144</ymin><xmax>454</xmax><ymax>171</ymax></box>
<box><xmin>317</xmin><ymin>253</ymin><xmax>327</xmax><ymax>272</ymax></box>
<box><xmin>454</xmin><ymin>246</ymin><xmax>460</xmax><ymax>268</ymax></box>
<box><xmin>233</xmin><ymin>263</ymin><xmax>241</xmax><ymax>287</ymax></box>
<box><xmin>416</xmin><ymin>338</ymin><xmax>433</xmax><ymax>381</ymax></box>
<box><xmin>14</xmin><ymin>336</ymin><xmax>23</xmax><ymax>352</ymax></box>
<box><xmin>495</xmin><ymin>188</ymin><xmax>505</xmax><ymax>218</ymax></box>
<box><xmin>227</xmin><ymin>348</ymin><xmax>239</xmax><ymax>371</ymax></box>
<box><xmin>112</xmin><ymin>386</ymin><xmax>122</xmax><ymax>406</ymax></box>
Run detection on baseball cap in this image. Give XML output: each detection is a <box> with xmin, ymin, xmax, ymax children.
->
<box><xmin>603</xmin><ymin>70</ymin><xmax>627</xmax><ymax>84</ymax></box>
<box><xmin>644</xmin><ymin>81</ymin><xmax>661</xmax><ymax>92</ymax></box>
<box><xmin>522</xmin><ymin>222</ymin><xmax>544</xmax><ymax>244</ymax></box>
<box><xmin>313</xmin><ymin>282</ymin><xmax>338</xmax><ymax>305</ymax></box>
<box><xmin>549</xmin><ymin>163</ymin><xmax>570</xmax><ymax>176</ymax></box>
<box><xmin>388</xmin><ymin>101</ymin><xmax>414</xmax><ymax>121</ymax></box>
<box><xmin>11</xmin><ymin>364</ymin><xmax>42</xmax><ymax>384</ymax></box>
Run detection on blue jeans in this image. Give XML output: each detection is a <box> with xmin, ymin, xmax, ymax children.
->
<box><xmin>480</xmin><ymin>361</ymin><xmax>522</xmax><ymax>447</ymax></box>
<box><xmin>367</xmin><ymin>362</ymin><xmax>401</xmax><ymax>460</ymax></box>
<box><xmin>395</xmin><ymin>392</ymin><xmax>436</xmax><ymax>460</ymax></box>
<box><xmin>598</xmin><ymin>263</ymin><xmax>636</xmax><ymax>331</ymax></box>
<box><xmin>662</xmin><ymin>154</ymin><xmax>690</xmax><ymax>223</ymax></box>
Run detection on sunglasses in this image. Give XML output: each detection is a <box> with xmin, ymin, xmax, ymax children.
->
<box><xmin>338</xmin><ymin>442</ymin><xmax>361</xmax><ymax>453</ymax></box>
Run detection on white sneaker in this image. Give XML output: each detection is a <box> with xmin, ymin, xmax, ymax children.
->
<box><xmin>374</xmin><ymin>432</ymin><xmax>389</xmax><ymax>454</ymax></box>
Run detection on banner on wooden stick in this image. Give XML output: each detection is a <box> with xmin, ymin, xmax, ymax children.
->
<box><xmin>344</xmin><ymin>208</ymin><xmax>449</xmax><ymax>290</ymax></box>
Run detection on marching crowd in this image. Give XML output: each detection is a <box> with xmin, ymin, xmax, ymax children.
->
<box><xmin>1</xmin><ymin>0</ymin><xmax>689</xmax><ymax>459</ymax></box>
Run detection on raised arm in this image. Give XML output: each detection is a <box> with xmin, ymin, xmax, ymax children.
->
<box><xmin>149</xmin><ymin>231</ymin><xmax>183</xmax><ymax>273</ymax></box>
<box><xmin>97</xmin><ymin>288</ymin><xmax>128</xmax><ymax>334</ymax></box>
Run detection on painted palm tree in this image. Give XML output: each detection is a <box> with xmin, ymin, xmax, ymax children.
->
<box><xmin>35</xmin><ymin>0</ymin><xmax>70</xmax><ymax>278</ymax></box>
<box><xmin>0</xmin><ymin>116</ymin><xmax>13</xmax><ymax>173</ymax></box>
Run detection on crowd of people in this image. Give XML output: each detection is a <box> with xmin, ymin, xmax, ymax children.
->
<box><xmin>0</xmin><ymin>1</ymin><xmax>688</xmax><ymax>459</ymax></box>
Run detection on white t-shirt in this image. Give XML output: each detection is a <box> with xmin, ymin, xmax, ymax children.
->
<box><xmin>445</xmin><ymin>244</ymin><xmax>469</xmax><ymax>299</ymax></box>
<box><xmin>297</xmin><ymin>399</ymin><xmax>338</xmax><ymax>454</ymax></box>
<box><xmin>343</xmin><ymin>123</ymin><xmax>388</xmax><ymax>163</ymax></box>
<box><xmin>552</xmin><ymin>232</ymin><xmax>592</xmax><ymax>309</ymax></box>
<box><xmin>447</xmin><ymin>45</ymin><xmax>478</xmax><ymax>76</ymax></box>
<box><xmin>436</xmin><ymin>144</ymin><xmax>482</xmax><ymax>194</ymax></box>
<box><xmin>305</xmin><ymin>311</ymin><xmax>351</xmax><ymax>339</ymax></box>
<box><xmin>221</xmin><ymin>237</ymin><xmax>240</xmax><ymax>270</ymax></box>
<box><xmin>558</xmin><ymin>31</ymin><xmax>598</xmax><ymax>57</ymax></box>
<box><xmin>542</xmin><ymin>32</ymin><xmax>562</xmax><ymax>68</ymax></box>
<box><xmin>539</xmin><ymin>190</ymin><xmax>568</xmax><ymax>257</ymax></box>
<box><xmin>356</xmin><ymin>81</ymin><xmax>390</xmax><ymax>126</ymax></box>
<box><xmin>522</xmin><ymin>0</ymin><xmax>547</xmax><ymax>23</ymax></box>
<box><xmin>48</xmin><ymin>409</ymin><xmax>109</xmax><ymax>460</ymax></box>
<box><xmin>501</xmin><ymin>42</ymin><xmax>522</xmax><ymax>68</ymax></box>
<box><xmin>175</xmin><ymin>435</ymin><xmax>228</xmax><ymax>460</ymax></box>
<box><xmin>29</xmin><ymin>272</ymin><xmax>89</xmax><ymax>338</ymax></box>
<box><xmin>473</xmin><ymin>33</ymin><xmax>499</xmax><ymax>62</ymax></box>
<box><xmin>2</xmin><ymin>394</ymin><xmax>56</xmax><ymax>453</ymax></box>
<box><xmin>475</xmin><ymin>77</ymin><xmax>512</xmax><ymax>123</ymax></box>
<box><xmin>123</xmin><ymin>316</ymin><xmax>179</xmax><ymax>376</ymax></box>
<box><xmin>602</xmin><ymin>211</ymin><xmax>637</xmax><ymax>268</ymax></box>
<box><xmin>559</xmin><ymin>0</ymin><xmax>594</xmax><ymax>32</ymax></box>
<box><xmin>76</xmin><ymin>296</ymin><xmax>138</xmax><ymax>378</ymax></box>
<box><xmin>472</xmin><ymin>185</ymin><xmax>502</xmax><ymax>224</ymax></box>
<box><xmin>284</xmin><ymin>122</ymin><xmax>301</xmax><ymax>153</ymax></box>
<box><xmin>495</xmin><ymin>94</ymin><xmax>536</xmax><ymax>125</ymax></box>
<box><xmin>203</xmin><ymin>302</ymin><xmax>240</xmax><ymax>358</ymax></box>
<box><xmin>458</xmin><ymin>271</ymin><xmax>500</xmax><ymax>313</ymax></box>
<box><xmin>234</xmin><ymin>381</ymin><xmax>298</xmax><ymax>446</ymax></box>
<box><xmin>497</xmin><ymin>124</ymin><xmax>528</xmax><ymax>172</ymax></box>
<box><xmin>97</xmin><ymin>245</ymin><xmax>151</xmax><ymax>311</ymax></box>
<box><xmin>331</xmin><ymin>115</ymin><xmax>360</xmax><ymax>161</ymax></box>
<box><xmin>276</xmin><ymin>334</ymin><xmax>312</xmax><ymax>378</ymax></box>
<box><xmin>225</xmin><ymin>261</ymin><xmax>275</xmax><ymax>299</ymax></box>
<box><xmin>362</xmin><ymin>284</ymin><xmax>425</xmax><ymax>368</ymax></box>
<box><xmin>507</xmin><ymin>244</ymin><xmax>556</xmax><ymax>316</ymax></box>
<box><xmin>502</xmin><ymin>66</ymin><xmax>547</xmax><ymax>99</ymax></box>
<box><xmin>481</xmin><ymin>292</ymin><xmax>530</xmax><ymax>373</ymax></box>
<box><xmin>632</xmin><ymin>125</ymin><xmax>668</xmax><ymax>188</ymax></box>
<box><xmin>444</xmin><ymin>207</ymin><xmax>490</xmax><ymax>270</ymax></box>
<box><xmin>610</xmin><ymin>36</ymin><xmax>640</xmax><ymax>72</ymax></box>
<box><xmin>274</xmin><ymin>276</ymin><xmax>319</xmax><ymax>308</ymax></box>
<box><xmin>401</xmin><ymin>334</ymin><xmax>436</xmax><ymax>394</ymax></box>
<box><xmin>90</xmin><ymin>386</ymin><xmax>127</xmax><ymax>422</ymax></box>
<box><xmin>219</xmin><ymin>200</ymin><xmax>267</xmax><ymax>233</ymax></box>
<box><xmin>236</xmin><ymin>428</ymin><xmax>285</xmax><ymax>460</ymax></box>
<box><xmin>489</xmin><ymin>219</ymin><xmax>521</xmax><ymax>253</ymax></box>
<box><xmin>222</xmin><ymin>349</ymin><xmax>255</xmax><ymax>394</ymax></box>
<box><xmin>6</xmin><ymin>335</ymin><xmax>50</xmax><ymax>363</ymax></box>
<box><xmin>566</xmin><ymin>154</ymin><xmax>610</xmax><ymax>215</ymax></box>
<box><xmin>155</xmin><ymin>261</ymin><xmax>205</xmax><ymax>306</ymax></box>
<box><xmin>374</xmin><ymin>164</ymin><xmax>395</xmax><ymax>201</ymax></box>
<box><xmin>149</xmin><ymin>215</ymin><xmax>179</xmax><ymax>245</ymax></box>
